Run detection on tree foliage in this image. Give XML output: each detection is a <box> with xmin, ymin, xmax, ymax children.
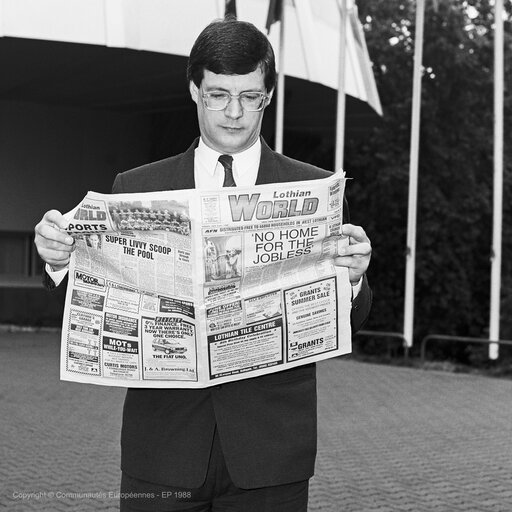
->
<box><xmin>344</xmin><ymin>0</ymin><xmax>512</xmax><ymax>344</ymax></box>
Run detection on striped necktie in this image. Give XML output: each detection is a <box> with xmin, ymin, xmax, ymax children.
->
<box><xmin>218</xmin><ymin>154</ymin><xmax>236</xmax><ymax>187</ymax></box>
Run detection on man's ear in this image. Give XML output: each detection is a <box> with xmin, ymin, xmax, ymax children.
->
<box><xmin>189</xmin><ymin>81</ymin><xmax>199</xmax><ymax>104</ymax></box>
<box><xmin>266</xmin><ymin>88</ymin><xmax>275</xmax><ymax>106</ymax></box>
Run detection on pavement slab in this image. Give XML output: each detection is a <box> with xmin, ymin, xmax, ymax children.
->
<box><xmin>2</xmin><ymin>331</ymin><xmax>512</xmax><ymax>511</ymax></box>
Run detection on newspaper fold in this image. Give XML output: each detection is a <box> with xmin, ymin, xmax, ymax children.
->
<box><xmin>60</xmin><ymin>170</ymin><xmax>352</xmax><ymax>388</ymax></box>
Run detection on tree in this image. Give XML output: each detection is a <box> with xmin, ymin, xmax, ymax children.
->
<box><xmin>344</xmin><ymin>0</ymin><xmax>512</xmax><ymax>348</ymax></box>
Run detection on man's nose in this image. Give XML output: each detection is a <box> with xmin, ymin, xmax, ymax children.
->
<box><xmin>224</xmin><ymin>97</ymin><xmax>243</xmax><ymax>119</ymax></box>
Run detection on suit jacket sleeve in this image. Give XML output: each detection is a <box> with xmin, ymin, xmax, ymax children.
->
<box><xmin>351</xmin><ymin>274</ymin><xmax>371</xmax><ymax>332</ymax></box>
<box><xmin>343</xmin><ymin>193</ymin><xmax>372</xmax><ymax>333</ymax></box>
<box><xmin>43</xmin><ymin>264</ymin><xmax>69</xmax><ymax>291</ymax></box>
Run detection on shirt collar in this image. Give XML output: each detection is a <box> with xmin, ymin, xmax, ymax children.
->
<box><xmin>196</xmin><ymin>137</ymin><xmax>261</xmax><ymax>176</ymax></box>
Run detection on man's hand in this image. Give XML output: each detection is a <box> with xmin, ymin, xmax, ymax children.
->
<box><xmin>34</xmin><ymin>210</ymin><xmax>75</xmax><ymax>271</ymax></box>
<box><xmin>334</xmin><ymin>224</ymin><xmax>371</xmax><ymax>285</ymax></box>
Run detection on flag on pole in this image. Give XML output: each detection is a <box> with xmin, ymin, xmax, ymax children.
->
<box><xmin>225</xmin><ymin>0</ymin><xmax>237</xmax><ymax>19</ymax></box>
<box><xmin>265</xmin><ymin>0</ymin><xmax>283</xmax><ymax>33</ymax></box>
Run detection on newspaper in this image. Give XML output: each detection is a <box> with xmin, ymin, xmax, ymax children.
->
<box><xmin>59</xmin><ymin>170</ymin><xmax>352</xmax><ymax>388</ymax></box>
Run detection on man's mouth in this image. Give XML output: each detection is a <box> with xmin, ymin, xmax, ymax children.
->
<box><xmin>222</xmin><ymin>126</ymin><xmax>243</xmax><ymax>132</ymax></box>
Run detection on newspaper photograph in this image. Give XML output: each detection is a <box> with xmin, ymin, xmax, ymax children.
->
<box><xmin>59</xmin><ymin>170</ymin><xmax>353</xmax><ymax>388</ymax></box>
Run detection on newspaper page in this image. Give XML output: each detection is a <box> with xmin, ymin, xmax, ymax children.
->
<box><xmin>59</xmin><ymin>170</ymin><xmax>352</xmax><ymax>388</ymax></box>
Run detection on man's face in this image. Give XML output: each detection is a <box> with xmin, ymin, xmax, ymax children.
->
<box><xmin>190</xmin><ymin>67</ymin><xmax>272</xmax><ymax>154</ymax></box>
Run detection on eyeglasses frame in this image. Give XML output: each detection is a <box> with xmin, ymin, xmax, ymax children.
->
<box><xmin>201</xmin><ymin>90</ymin><xmax>270</xmax><ymax>112</ymax></box>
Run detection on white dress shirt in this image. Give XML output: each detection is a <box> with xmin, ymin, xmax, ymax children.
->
<box><xmin>194</xmin><ymin>137</ymin><xmax>261</xmax><ymax>189</ymax></box>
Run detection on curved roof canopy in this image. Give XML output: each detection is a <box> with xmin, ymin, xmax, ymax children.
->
<box><xmin>0</xmin><ymin>0</ymin><xmax>381</xmax><ymax>113</ymax></box>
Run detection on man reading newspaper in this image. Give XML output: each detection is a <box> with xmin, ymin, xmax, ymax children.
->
<box><xmin>34</xmin><ymin>18</ymin><xmax>372</xmax><ymax>512</ymax></box>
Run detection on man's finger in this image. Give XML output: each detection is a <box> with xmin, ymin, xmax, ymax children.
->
<box><xmin>341</xmin><ymin>224</ymin><xmax>370</xmax><ymax>244</ymax></box>
<box><xmin>338</xmin><ymin>242</ymin><xmax>372</xmax><ymax>257</ymax></box>
<box><xmin>42</xmin><ymin>209</ymin><xmax>69</xmax><ymax>230</ymax></box>
<box><xmin>36</xmin><ymin>246</ymin><xmax>73</xmax><ymax>268</ymax></box>
<box><xmin>334</xmin><ymin>254</ymin><xmax>369</xmax><ymax>268</ymax></box>
<box><xmin>36</xmin><ymin>223</ymin><xmax>74</xmax><ymax>246</ymax></box>
<box><xmin>35</xmin><ymin>211</ymin><xmax>74</xmax><ymax>246</ymax></box>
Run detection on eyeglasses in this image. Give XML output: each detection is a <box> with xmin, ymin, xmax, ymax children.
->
<box><xmin>202</xmin><ymin>91</ymin><xmax>269</xmax><ymax>112</ymax></box>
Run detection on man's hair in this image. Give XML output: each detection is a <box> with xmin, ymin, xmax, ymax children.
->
<box><xmin>187</xmin><ymin>18</ymin><xmax>276</xmax><ymax>93</ymax></box>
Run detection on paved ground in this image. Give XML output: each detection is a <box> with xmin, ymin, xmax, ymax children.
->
<box><xmin>1</xmin><ymin>330</ymin><xmax>512</xmax><ymax>512</ymax></box>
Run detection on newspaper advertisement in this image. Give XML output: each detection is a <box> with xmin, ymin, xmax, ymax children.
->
<box><xmin>59</xmin><ymin>170</ymin><xmax>352</xmax><ymax>388</ymax></box>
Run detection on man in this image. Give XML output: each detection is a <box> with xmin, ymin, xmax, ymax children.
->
<box><xmin>34</xmin><ymin>18</ymin><xmax>372</xmax><ymax>512</ymax></box>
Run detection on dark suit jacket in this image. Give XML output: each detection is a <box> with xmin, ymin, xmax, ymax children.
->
<box><xmin>58</xmin><ymin>138</ymin><xmax>371</xmax><ymax>490</ymax></box>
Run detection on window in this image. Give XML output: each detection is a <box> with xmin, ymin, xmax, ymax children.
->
<box><xmin>0</xmin><ymin>232</ymin><xmax>43</xmax><ymax>281</ymax></box>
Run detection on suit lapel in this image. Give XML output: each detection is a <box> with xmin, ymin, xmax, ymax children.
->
<box><xmin>255</xmin><ymin>138</ymin><xmax>280</xmax><ymax>185</ymax></box>
<box><xmin>168</xmin><ymin>138</ymin><xmax>198</xmax><ymax>190</ymax></box>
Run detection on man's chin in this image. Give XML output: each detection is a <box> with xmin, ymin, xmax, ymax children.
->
<box><xmin>216</xmin><ymin>132</ymin><xmax>259</xmax><ymax>154</ymax></box>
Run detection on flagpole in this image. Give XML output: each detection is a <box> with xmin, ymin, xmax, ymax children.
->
<box><xmin>335</xmin><ymin>0</ymin><xmax>347</xmax><ymax>171</ymax></box>
<box><xmin>224</xmin><ymin>0</ymin><xmax>237</xmax><ymax>18</ymax></box>
<box><xmin>489</xmin><ymin>0</ymin><xmax>504</xmax><ymax>359</ymax></box>
<box><xmin>403</xmin><ymin>0</ymin><xmax>425</xmax><ymax>351</ymax></box>
<box><xmin>275</xmin><ymin>2</ymin><xmax>285</xmax><ymax>154</ymax></box>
